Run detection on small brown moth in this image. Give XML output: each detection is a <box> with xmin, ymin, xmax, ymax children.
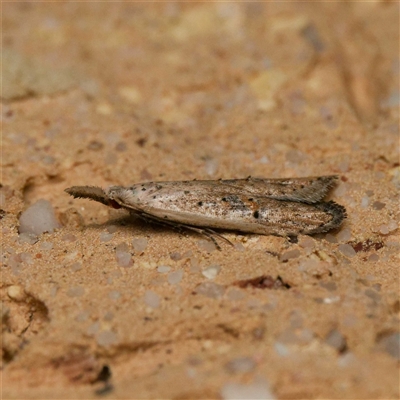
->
<box><xmin>65</xmin><ymin>175</ymin><xmax>346</xmax><ymax>247</ymax></box>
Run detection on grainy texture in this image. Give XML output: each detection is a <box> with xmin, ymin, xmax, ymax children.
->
<box><xmin>1</xmin><ymin>3</ymin><xmax>399</xmax><ymax>400</ymax></box>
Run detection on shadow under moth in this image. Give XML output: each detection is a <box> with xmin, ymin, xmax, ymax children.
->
<box><xmin>65</xmin><ymin>175</ymin><xmax>346</xmax><ymax>247</ymax></box>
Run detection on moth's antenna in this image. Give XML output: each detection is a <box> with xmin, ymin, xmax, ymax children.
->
<box><xmin>65</xmin><ymin>186</ymin><xmax>110</xmax><ymax>207</ymax></box>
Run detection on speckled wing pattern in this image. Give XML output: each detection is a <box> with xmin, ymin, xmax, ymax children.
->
<box><xmin>65</xmin><ymin>175</ymin><xmax>346</xmax><ymax>243</ymax></box>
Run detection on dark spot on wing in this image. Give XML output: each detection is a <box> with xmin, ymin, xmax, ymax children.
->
<box><xmin>253</xmin><ymin>210</ymin><xmax>260</xmax><ymax>219</ymax></box>
<box><xmin>198</xmin><ymin>201</ymin><xmax>203</xmax><ymax>206</ymax></box>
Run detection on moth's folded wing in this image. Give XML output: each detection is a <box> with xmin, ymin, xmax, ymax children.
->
<box><xmin>219</xmin><ymin>176</ymin><xmax>339</xmax><ymax>204</ymax></box>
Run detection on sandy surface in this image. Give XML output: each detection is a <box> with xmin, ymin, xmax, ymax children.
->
<box><xmin>1</xmin><ymin>3</ymin><xmax>399</xmax><ymax>399</ymax></box>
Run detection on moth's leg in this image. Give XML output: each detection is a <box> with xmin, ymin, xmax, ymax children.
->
<box><xmin>202</xmin><ymin>228</ymin><xmax>234</xmax><ymax>247</ymax></box>
<box><xmin>135</xmin><ymin>212</ymin><xmax>230</xmax><ymax>250</ymax></box>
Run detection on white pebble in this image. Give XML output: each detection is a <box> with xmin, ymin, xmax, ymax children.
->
<box><xmin>378</xmin><ymin>224</ymin><xmax>389</xmax><ymax>235</ymax></box>
<box><xmin>132</xmin><ymin>237</ymin><xmax>148</xmax><ymax>252</ymax></box>
<box><xmin>7</xmin><ymin>285</ymin><xmax>26</xmax><ymax>301</ymax></box>
<box><xmin>338</xmin><ymin>244</ymin><xmax>356</xmax><ymax>258</ymax></box>
<box><xmin>197</xmin><ymin>239</ymin><xmax>216</xmax><ymax>253</ymax></box>
<box><xmin>40</xmin><ymin>241</ymin><xmax>53</xmax><ymax>250</ymax></box>
<box><xmin>100</xmin><ymin>232</ymin><xmax>113</xmax><ymax>242</ymax></box>
<box><xmin>116</xmin><ymin>251</ymin><xmax>133</xmax><ymax>267</ymax></box>
<box><xmin>115</xmin><ymin>243</ymin><xmax>133</xmax><ymax>267</ymax></box>
<box><xmin>157</xmin><ymin>265</ymin><xmax>171</xmax><ymax>273</ymax></box>
<box><xmin>202</xmin><ymin>265</ymin><xmax>221</xmax><ymax>280</ymax></box>
<box><xmin>168</xmin><ymin>270</ymin><xmax>183</xmax><ymax>285</ymax></box>
<box><xmin>144</xmin><ymin>290</ymin><xmax>160</xmax><ymax>308</ymax></box>
<box><xmin>19</xmin><ymin>199</ymin><xmax>61</xmax><ymax>235</ymax></box>
<box><xmin>204</xmin><ymin>159</ymin><xmax>218</xmax><ymax>176</ymax></box>
<box><xmin>387</xmin><ymin>219</ymin><xmax>398</xmax><ymax>232</ymax></box>
<box><xmin>336</xmin><ymin>227</ymin><xmax>352</xmax><ymax>242</ymax></box>
<box><xmin>20</xmin><ymin>252</ymin><xmax>33</xmax><ymax>265</ymax></box>
<box><xmin>361</xmin><ymin>196</ymin><xmax>370</xmax><ymax>208</ymax></box>
<box><xmin>107</xmin><ymin>225</ymin><xmax>118</xmax><ymax>233</ymax></box>
<box><xmin>18</xmin><ymin>232</ymin><xmax>38</xmax><ymax>245</ymax></box>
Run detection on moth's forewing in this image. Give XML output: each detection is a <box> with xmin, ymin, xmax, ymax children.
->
<box><xmin>119</xmin><ymin>184</ymin><xmax>345</xmax><ymax>236</ymax></box>
<box><xmin>217</xmin><ymin>175</ymin><xmax>338</xmax><ymax>203</ymax></box>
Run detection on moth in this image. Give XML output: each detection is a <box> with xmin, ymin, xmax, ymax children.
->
<box><xmin>65</xmin><ymin>175</ymin><xmax>346</xmax><ymax>247</ymax></box>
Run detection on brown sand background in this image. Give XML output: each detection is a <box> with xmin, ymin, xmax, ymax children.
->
<box><xmin>1</xmin><ymin>2</ymin><xmax>399</xmax><ymax>399</ymax></box>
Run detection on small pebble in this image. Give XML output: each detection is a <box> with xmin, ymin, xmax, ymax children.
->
<box><xmin>71</xmin><ymin>262</ymin><xmax>82</xmax><ymax>272</ymax></box>
<box><xmin>204</xmin><ymin>159</ymin><xmax>218</xmax><ymax>176</ymax></box>
<box><xmin>325</xmin><ymin>329</ymin><xmax>347</xmax><ymax>353</ymax></box>
<box><xmin>7</xmin><ymin>285</ymin><xmax>26</xmax><ymax>301</ymax></box>
<box><xmin>372</xmin><ymin>201</ymin><xmax>386</xmax><ymax>210</ymax></box>
<box><xmin>20</xmin><ymin>252</ymin><xmax>33</xmax><ymax>265</ymax></box>
<box><xmin>168</xmin><ymin>270</ymin><xmax>183</xmax><ymax>285</ymax></box>
<box><xmin>18</xmin><ymin>232</ymin><xmax>38</xmax><ymax>245</ymax></box>
<box><xmin>387</xmin><ymin>220</ymin><xmax>398</xmax><ymax>232</ymax></box>
<box><xmin>100</xmin><ymin>232</ymin><xmax>113</xmax><ymax>242</ymax></box>
<box><xmin>157</xmin><ymin>265</ymin><xmax>171</xmax><ymax>273</ymax></box>
<box><xmin>170</xmin><ymin>252</ymin><xmax>182</xmax><ymax>261</ymax></box>
<box><xmin>279</xmin><ymin>249</ymin><xmax>300</xmax><ymax>262</ymax></box>
<box><xmin>368</xmin><ymin>253</ymin><xmax>379</xmax><ymax>262</ymax></box>
<box><xmin>40</xmin><ymin>241</ymin><xmax>53</xmax><ymax>250</ymax></box>
<box><xmin>144</xmin><ymin>290</ymin><xmax>160</xmax><ymax>308</ymax></box>
<box><xmin>197</xmin><ymin>239</ymin><xmax>217</xmax><ymax>253</ymax></box>
<box><xmin>299</xmin><ymin>236</ymin><xmax>315</xmax><ymax>249</ymax></box>
<box><xmin>336</xmin><ymin>228</ymin><xmax>352</xmax><ymax>242</ymax></box>
<box><xmin>361</xmin><ymin>196</ymin><xmax>370</xmax><ymax>208</ymax></box>
<box><xmin>132</xmin><ymin>237</ymin><xmax>148</xmax><ymax>253</ymax></box>
<box><xmin>365</xmin><ymin>288</ymin><xmax>381</xmax><ymax>302</ymax></box>
<box><xmin>107</xmin><ymin>225</ymin><xmax>118</xmax><ymax>234</ymax></box>
<box><xmin>19</xmin><ymin>199</ymin><xmax>60</xmax><ymax>235</ymax></box>
<box><xmin>376</xmin><ymin>332</ymin><xmax>400</xmax><ymax>360</ymax></box>
<box><xmin>338</xmin><ymin>244</ymin><xmax>357</xmax><ymax>258</ymax></box>
<box><xmin>62</xmin><ymin>233</ymin><xmax>77</xmax><ymax>242</ymax></box>
<box><xmin>325</xmin><ymin>233</ymin><xmax>338</xmax><ymax>243</ymax></box>
<box><xmin>202</xmin><ymin>265</ymin><xmax>221</xmax><ymax>280</ymax></box>
<box><xmin>115</xmin><ymin>243</ymin><xmax>133</xmax><ymax>267</ymax></box>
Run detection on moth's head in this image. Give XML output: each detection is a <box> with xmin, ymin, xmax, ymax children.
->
<box><xmin>105</xmin><ymin>185</ymin><xmax>144</xmax><ymax>210</ymax></box>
